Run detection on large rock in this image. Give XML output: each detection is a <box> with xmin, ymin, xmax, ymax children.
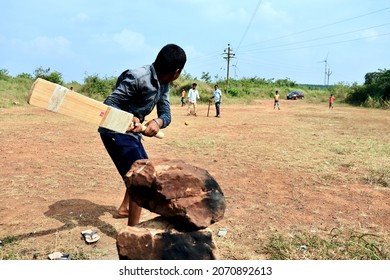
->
<box><xmin>124</xmin><ymin>159</ymin><xmax>226</xmax><ymax>231</ymax></box>
<box><xmin>117</xmin><ymin>217</ymin><xmax>219</xmax><ymax>260</ymax></box>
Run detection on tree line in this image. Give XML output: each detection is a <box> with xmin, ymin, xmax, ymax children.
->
<box><xmin>0</xmin><ymin>67</ymin><xmax>388</xmax><ymax>109</ymax></box>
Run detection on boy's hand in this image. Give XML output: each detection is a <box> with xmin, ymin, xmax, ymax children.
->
<box><xmin>126</xmin><ymin>117</ymin><xmax>164</xmax><ymax>139</ymax></box>
<box><xmin>143</xmin><ymin>118</ymin><xmax>161</xmax><ymax>137</ymax></box>
<box><xmin>126</xmin><ymin>117</ymin><xmax>142</xmax><ymax>133</ymax></box>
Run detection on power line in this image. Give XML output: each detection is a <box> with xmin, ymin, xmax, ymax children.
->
<box><xmin>240</xmin><ymin>22</ymin><xmax>390</xmax><ymax>54</ymax></box>
<box><xmin>241</xmin><ymin>6</ymin><xmax>390</xmax><ymax>50</ymax></box>
<box><xmin>186</xmin><ymin>6</ymin><xmax>390</xmax><ymax>82</ymax></box>
<box><xmin>235</xmin><ymin>0</ymin><xmax>263</xmax><ymax>52</ymax></box>
<box><xmin>240</xmin><ymin>32</ymin><xmax>390</xmax><ymax>55</ymax></box>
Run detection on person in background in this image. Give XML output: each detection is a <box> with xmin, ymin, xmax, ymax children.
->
<box><xmin>329</xmin><ymin>94</ymin><xmax>335</xmax><ymax>110</ymax></box>
<box><xmin>210</xmin><ymin>84</ymin><xmax>222</xmax><ymax>117</ymax></box>
<box><xmin>187</xmin><ymin>83</ymin><xmax>200</xmax><ymax>116</ymax></box>
<box><xmin>181</xmin><ymin>88</ymin><xmax>186</xmax><ymax>107</ymax></box>
<box><xmin>274</xmin><ymin>90</ymin><xmax>280</xmax><ymax>110</ymax></box>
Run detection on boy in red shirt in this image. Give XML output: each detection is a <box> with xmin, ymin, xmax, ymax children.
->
<box><xmin>329</xmin><ymin>94</ymin><xmax>335</xmax><ymax>110</ymax></box>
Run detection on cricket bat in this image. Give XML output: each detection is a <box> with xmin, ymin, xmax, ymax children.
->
<box><xmin>28</xmin><ymin>78</ymin><xmax>164</xmax><ymax>139</ymax></box>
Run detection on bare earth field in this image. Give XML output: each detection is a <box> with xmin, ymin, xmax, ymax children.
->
<box><xmin>0</xmin><ymin>100</ymin><xmax>389</xmax><ymax>260</ymax></box>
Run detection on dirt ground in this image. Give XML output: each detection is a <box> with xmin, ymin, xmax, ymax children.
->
<box><xmin>0</xmin><ymin>100</ymin><xmax>389</xmax><ymax>260</ymax></box>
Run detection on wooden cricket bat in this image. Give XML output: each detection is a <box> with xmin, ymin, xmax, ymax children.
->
<box><xmin>28</xmin><ymin>78</ymin><xmax>164</xmax><ymax>139</ymax></box>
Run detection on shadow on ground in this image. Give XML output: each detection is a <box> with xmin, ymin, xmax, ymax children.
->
<box><xmin>8</xmin><ymin>199</ymin><xmax>119</xmax><ymax>242</ymax></box>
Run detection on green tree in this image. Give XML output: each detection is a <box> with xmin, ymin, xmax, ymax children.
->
<box><xmin>201</xmin><ymin>72</ymin><xmax>211</xmax><ymax>83</ymax></box>
<box><xmin>17</xmin><ymin>73</ymin><xmax>34</xmax><ymax>80</ymax></box>
<box><xmin>0</xmin><ymin>69</ymin><xmax>11</xmax><ymax>80</ymax></box>
<box><xmin>347</xmin><ymin>69</ymin><xmax>390</xmax><ymax>108</ymax></box>
<box><xmin>33</xmin><ymin>67</ymin><xmax>64</xmax><ymax>85</ymax></box>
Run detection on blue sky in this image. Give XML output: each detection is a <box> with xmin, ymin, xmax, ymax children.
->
<box><xmin>1</xmin><ymin>0</ymin><xmax>389</xmax><ymax>85</ymax></box>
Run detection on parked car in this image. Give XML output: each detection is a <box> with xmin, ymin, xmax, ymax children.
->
<box><xmin>286</xmin><ymin>91</ymin><xmax>304</xmax><ymax>100</ymax></box>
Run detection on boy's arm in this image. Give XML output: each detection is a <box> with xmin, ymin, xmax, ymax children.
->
<box><xmin>105</xmin><ymin>74</ymin><xmax>137</xmax><ymax>107</ymax></box>
<box><xmin>155</xmin><ymin>88</ymin><xmax>171</xmax><ymax>129</ymax></box>
<box><xmin>139</xmin><ymin>88</ymin><xmax>170</xmax><ymax>138</ymax></box>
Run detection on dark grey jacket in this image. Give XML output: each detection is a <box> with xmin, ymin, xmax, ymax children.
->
<box><xmin>99</xmin><ymin>64</ymin><xmax>171</xmax><ymax>134</ymax></box>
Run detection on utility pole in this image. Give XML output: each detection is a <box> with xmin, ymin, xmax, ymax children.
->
<box><xmin>223</xmin><ymin>44</ymin><xmax>235</xmax><ymax>95</ymax></box>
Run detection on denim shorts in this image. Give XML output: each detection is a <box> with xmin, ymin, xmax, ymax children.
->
<box><xmin>100</xmin><ymin>132</ymin><xmax>148</xmax><ymax>178</ymax></box>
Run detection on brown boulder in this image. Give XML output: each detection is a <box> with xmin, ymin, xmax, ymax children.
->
<box><xmin>117</xmin><ymin>217</ymin><xmax>219</xmax><ymax>260</ymax></box>
<box><xmin>124</xmin><ymin>159</ymin><xmax>226</xmax><ymax>231</ymax></box>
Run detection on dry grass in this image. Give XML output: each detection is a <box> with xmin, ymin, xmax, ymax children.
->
<box><xmin>261</xmin><ymin>227</ymin><xmax>390</xmax><ymax>260</ymax></box>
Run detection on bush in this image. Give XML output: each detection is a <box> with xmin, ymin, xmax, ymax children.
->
<box><xmin>346</xmin><ymin>69</ymin><xmax>390</xmax><ymax>108</ymax></box>
<box><xmin>0</xmin><ymin>69</ymin><xmax>11</xmax><ymax>80</ymax></box>
<box><xmin>80</xmin><ymin>74</ymin><xmax>116</xmax><ymax>100</ymax></box>
<box><xmin>16</xmin><ymin>73</ymin><xmax>33</xmax><ymax>80</ymax></box>
<box><xmin>228</xmin><ymin>88</ymin><xmax>239</xmax><ymax>97</ymax></box>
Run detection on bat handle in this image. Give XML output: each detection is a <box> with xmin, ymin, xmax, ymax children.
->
<box><xmin>141</xmin><ymin>125</ymin><xmax>164</xmax><ymax>139</ymax></box>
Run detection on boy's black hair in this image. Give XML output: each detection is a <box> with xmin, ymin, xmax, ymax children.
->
<box><xmin>154</xmin><ymin>44</ymin><xmax>187</xmax><ymax>74</ymax></box>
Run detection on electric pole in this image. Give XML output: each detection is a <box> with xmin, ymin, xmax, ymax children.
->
<box><xmin>223</xmin><ymin>44</ymin><xmax>235</xmax><ymax>95</ymax></box>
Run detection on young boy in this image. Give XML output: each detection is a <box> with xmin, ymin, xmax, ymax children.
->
<box><xmin>181</xmin><ymin>88</ymin><xmax>186</xmax><ymax>107</ymax></box>
<box><xmin>98</xmin><ymin>44</ymin><xmax>187</xmax><ymax>226</ymax></box>
<box><xmin>329</xmin><ymin>94</ymin><xmax>335</xmax><ymax>110</ymax></box>
<box><xmin>274</xmin><ymin>90</ymin><xmax>280</xmax><ymax>110</ymax></box>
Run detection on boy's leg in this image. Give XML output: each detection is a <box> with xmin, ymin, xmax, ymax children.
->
<box><xmin>118</xmin><ymin>190</ymin><xmax>130</xmax><ymax>216</ymax></box>
<box><xmin>128</xmin><ymin>195</ymin><xmax>142</xmax><ymax>226</ymax></box>
<box><xmin>118</xmin><ymin>189</ymin><xmax>141</xmax><ymax>225</ymax></box>
<box><xmin>100</xmin><ymin>132</ymin><xmax>147</xmax><ymax>223</ymax></box>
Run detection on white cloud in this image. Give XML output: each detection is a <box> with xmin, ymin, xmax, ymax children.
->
<box><xmin>198</xmin><ymin>1</ymin><xmax>292</xmax><ymax>27</ymax></box>
<box><xmin>362</xmin><ymin>29</ymin><xmax>379</xmax><ymax>42</ymax></box>
<box><xmin>1</xmin><ymin>35</ymin><xmax>72</xmax><ymax>56</ymax></box>
<box><xmin>259</xmin><ymin>2</ymin><xmax>292</xmax><ymax>24</ymax></box>
<box><xmin>94</xmin><ymin>29</ymin><xmax>151</xmax><ymax>53</ymax></box>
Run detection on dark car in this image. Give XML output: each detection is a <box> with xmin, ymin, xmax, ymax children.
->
<box><xmin>286</xmin><ymin>91</ymin><xmax>304</xmax><ymax>100</ymax></box>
